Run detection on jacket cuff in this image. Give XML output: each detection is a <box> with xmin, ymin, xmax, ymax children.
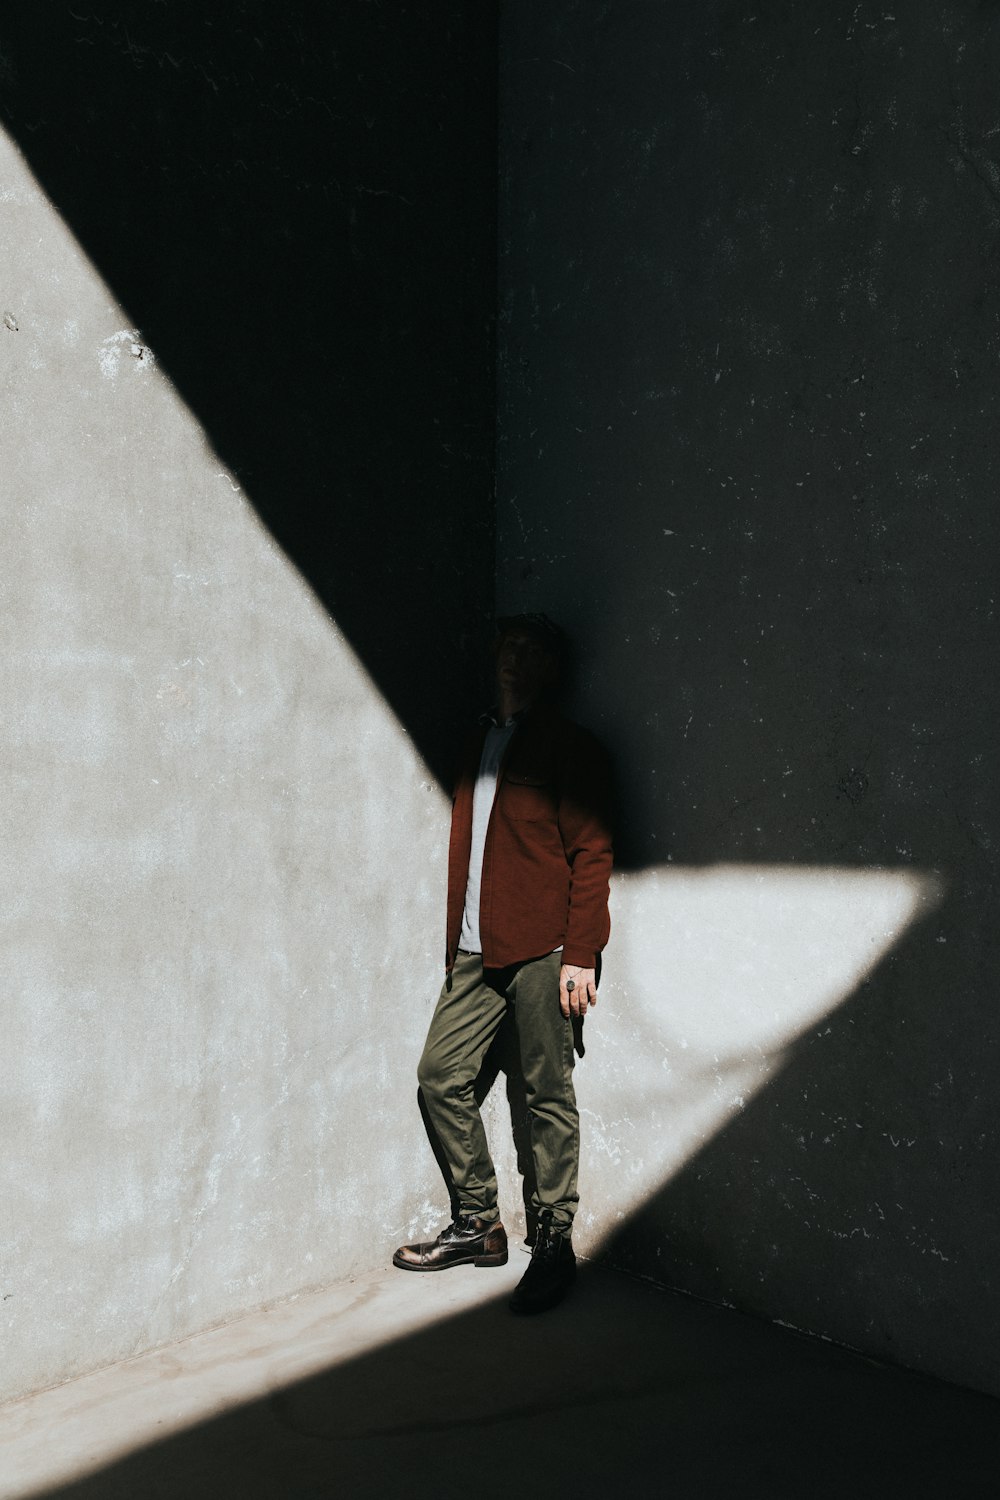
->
<box><xmin>562</xmin><ymin>944</ymin><xmax>598</xmax><ymax>969</ymax></box>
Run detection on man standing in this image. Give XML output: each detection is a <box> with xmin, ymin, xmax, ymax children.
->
<box><xmin>393</xmin><ymin>615</ymin><xmax>613</xmax><ymax>1314</ymax></box>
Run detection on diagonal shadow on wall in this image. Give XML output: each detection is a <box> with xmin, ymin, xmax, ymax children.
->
<box><xmin>488</xmin><ymin>0</ymin><xmax>1000</xmax><ymax>1399</ymax></box>
<box><xmin>4</xmin><ymin>0</ymin><xmax>999</xmax><ymax>1439</ymax></box>
<box><xmin>16</xmin><ymin>892</ymin><xmax>999</xmax><ymax>1496</ymax></box>
<box><xmin>599</xmin><ymin>884</ymin><xmax>1000</xmax><ymax>1396</ymax></box>
<box><xmin>0</xmin><ymin>2</ymin><xmax>498</xmax><ymax>786</ymax></box>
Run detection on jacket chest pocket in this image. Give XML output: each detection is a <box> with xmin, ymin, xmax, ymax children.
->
<box><xmin>502</xmin><ymin>770</ymin><xmax>556</xmax><ymax>821</ymax></box>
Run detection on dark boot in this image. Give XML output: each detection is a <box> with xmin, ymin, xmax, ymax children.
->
<box><xmin>392</xmin><ymin>1213</ymin><xmax>508</xmax><ymax>1272</ymax></box>
<box><xmin>509</xmin><ymin>1210</ymin><xmax>576</xmax><ymax>1314</ymax></box>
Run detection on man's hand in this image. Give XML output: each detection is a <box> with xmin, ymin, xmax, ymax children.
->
<box><xmin>560</xmin><ymin>964</ymin><xmax>597</xmax><ymax>1018</ymax></box>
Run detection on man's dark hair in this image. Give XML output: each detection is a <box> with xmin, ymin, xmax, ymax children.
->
<box><xmin>494</xmin><ymin>612</ymin><xmax>569</xmax><ymax>670</ymax></box>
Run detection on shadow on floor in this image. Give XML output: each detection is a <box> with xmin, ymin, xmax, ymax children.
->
<box><xmin>36</xmin><ymin>1265</ymin><xmax>1000</xmax><ymax>1500</ymax></box>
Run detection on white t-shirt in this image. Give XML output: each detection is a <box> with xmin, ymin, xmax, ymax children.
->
<box><xmin>458</xmin><ymin>717</ymin><xmax>517</xmax><ymax>954</ymax></box>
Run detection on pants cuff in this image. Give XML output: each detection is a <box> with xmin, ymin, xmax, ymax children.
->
<box><xmin>460</xmin><ymin>1204</ymin><xmax>499</xmax><ymax>1223</ymax></box>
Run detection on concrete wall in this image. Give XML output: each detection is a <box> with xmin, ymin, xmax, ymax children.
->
<box><xmin>498</xmin><ymin>3</ymin><xmax>1000</xmax><ymax>1396</ymax></box>
<box><xmin>4</xmin><ymin>0</ymin><xmax>998</xmax><ymax>1412</ymax></box>
<box><xmin>0</xmin><ymin>5</ymin><xmax>496</xmax><ymax>1404</ymax></box>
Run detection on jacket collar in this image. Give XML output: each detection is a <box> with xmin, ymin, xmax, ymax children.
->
<box><xmin>479</xmin><ymin>703</ymin><xmax>530</xmax><ymax>729</ymax></box>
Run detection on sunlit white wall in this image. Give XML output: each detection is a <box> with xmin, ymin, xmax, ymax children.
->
<box><xmin>485</xmin><ymin>865</ymin><xmax>941</xmax><ymax>1253</ymax></box>
<box><xmin>581</xmin><ymin>865</ymin><xmax>940</xmax><ymax>1245</ymax></box>
<box><xmin>0</xmin><ymin>130</ymin><xmax>452</xmax><ymax>1404</ymax></box>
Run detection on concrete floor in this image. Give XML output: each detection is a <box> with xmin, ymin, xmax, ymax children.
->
<box><xmin>1</xmin><ymin>1252</ymin><xmax>998</xmax><ymax>1500</ymax></box>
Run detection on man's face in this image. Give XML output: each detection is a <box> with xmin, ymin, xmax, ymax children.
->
<box><xmin>495</xmin><ymin>629</ymin><xmax>558</xmax><ymax>707</ymax></box>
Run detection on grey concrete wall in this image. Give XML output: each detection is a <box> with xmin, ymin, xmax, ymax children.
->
<box><xmin>0</xmin><ymin>5</ymin><xmax>496</xmax><ymax>1404</ymax></box>
<box><xmin>4</xmin><ymin>0</ymin><xmax>998</xmax><ymax>1415</ymax></box>
<box><xmin>498</xmin><ymin>3</ymin><xmax>1000</xmax><ymax>1395</ymax></box>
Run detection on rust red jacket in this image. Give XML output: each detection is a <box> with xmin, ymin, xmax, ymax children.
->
<box><xmin>446</xmin><ymin>703</ymin><xmax>613</xmax><ymax>972</ymax></box>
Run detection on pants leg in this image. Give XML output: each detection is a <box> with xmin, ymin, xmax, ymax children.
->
<box><xmin>507</xmin><ymin>952</ymin><xmax>579</xmax><ymax>1237</ymax></box>
<box><xmin>417</xmin><ymin>952</ymin><xmax>509</xmax><ymax>1220</ymax></box>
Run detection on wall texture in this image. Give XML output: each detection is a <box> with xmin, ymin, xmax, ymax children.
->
<box><xmin>3</xmin><ymin>0</ymin><xmax>998</xmax><ymax>1412</ymax></box>
<box><xmin>498</xmin><ymin>2</ymin><xmax>1000</xmax><ymax>1396</ymax></box>
<box><xmin>0</xmin><ymin>4</ymin><xmax>496</xmax><ymax>1404</ymax></box>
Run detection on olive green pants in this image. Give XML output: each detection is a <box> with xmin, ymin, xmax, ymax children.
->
<box><xmin>417</xmin><ymin>950</ymin><xmax>579</xmax><ymax>1236</ymax></box>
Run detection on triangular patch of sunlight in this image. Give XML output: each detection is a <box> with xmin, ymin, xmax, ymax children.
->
<box><xmin>0</xmin><ymin>1266</ymin><xmax>521</xmax><ymax>1500</ymax></box>
<box><xmin>1</xmin><ymin>121</ymin><xmax>453</xmax><ymax>1415</ymax></box>
<box><xmin>563</xmin><ymin>864</ymin><xmax>944</xmax><ymax>1244</ymax></box>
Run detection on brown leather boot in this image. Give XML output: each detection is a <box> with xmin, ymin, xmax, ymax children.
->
<box><xmin>392</xmin><ymin>1213</ymin><xmax>508</xmax><ymax>1272</ymax></box>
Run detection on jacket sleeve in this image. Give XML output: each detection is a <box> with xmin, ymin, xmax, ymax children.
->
<box><xmin>556</xmin><ymin>729</ymin><xmax>613</xmax><ymax>969</ymax></box>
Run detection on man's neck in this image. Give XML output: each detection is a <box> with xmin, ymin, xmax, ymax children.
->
<box><xmin>497</xmin><ymin>689</ymin><xmax>537</xmax><ymax>723</ymax></box>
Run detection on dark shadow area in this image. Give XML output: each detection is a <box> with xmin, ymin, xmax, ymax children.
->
<box><xmin>603</xmin><ymin>887</ymin><xmax>1000</xmax><ymax>1395</ymax></box>
<box><xmin>496</xmin><ymin>0</ymin><xmax>1000</xmax><ymax>1390</ymax></box>
<box><xmin>33</xmin><ymin>1264</ymin><xmax>1000</xmax><ymax>1500</ymax></box>
<box><xmin>498</xmin><ymin>0</ymin><xmax>1000</xmax><ymax>874</ymax></box>
<box><xmin>0</xmin><ymin>3</ymin><xmax>498</xmax><ymax>783</ymax></box>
